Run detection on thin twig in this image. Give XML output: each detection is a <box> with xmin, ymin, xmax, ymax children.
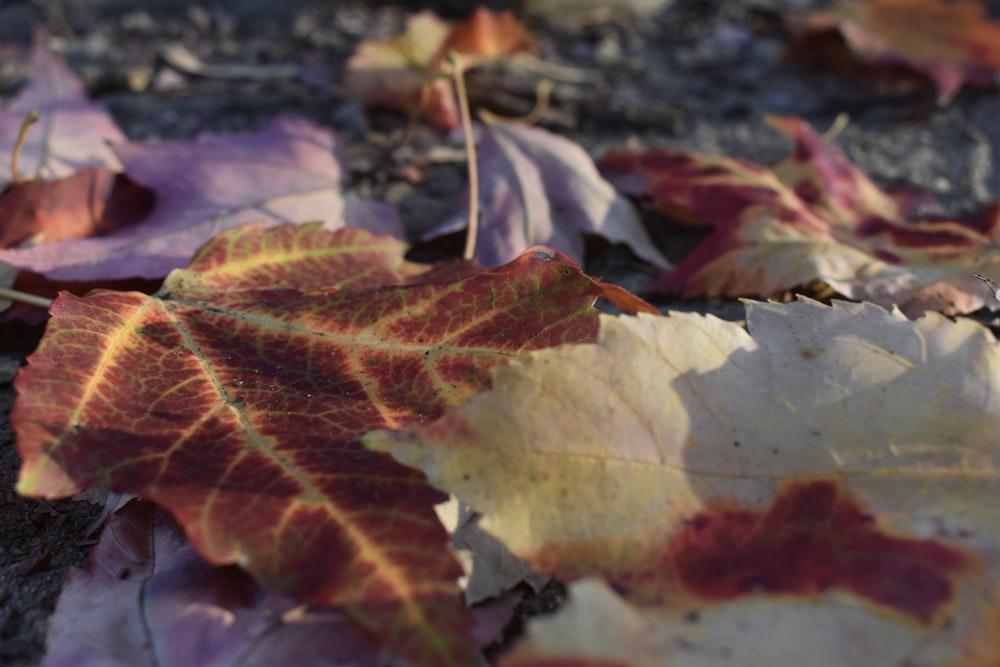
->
<box><xmin>0</xmin><ymin>286</ymin><xmax>53</xmax><ymax>309</ymax></box>
<box><xmin>449</xmin><ymin>52</ymin><xmax>479</xmax><ymax>262</ymax></box>
<box><xmin>11</xmin><ymin>110</ymin><xmax>40</xmax><ymax>184</ymax></box>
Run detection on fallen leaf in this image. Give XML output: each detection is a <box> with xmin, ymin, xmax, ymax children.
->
<box><xmin>502</xmin><ymin>577</ymin><xmax>972</xmax><ymax>667</ymax></box>
<box><xmin>343</xmin><ymin>12</ymin><xmax>456</xmax><ymax>129</ymax></box>
<box><xmin>343</xmin><ymin>10</ymin><xmax>535</xmax><ymax>130</ymax></box>
<box><xmin>367</xmin><ymin>298</ymin><xmax>1000</xmax><ymax>663</ymax></box>
<box><xmin>14</xmin><ymin>223</ymin><xmax>620</xmax><ymax>666</ymax></box>
<box><xmin>163</xmin><ymin>221</ymin><xmax>474</xmax><ymax>296</ymax></box>
<box><xmin>444</xmin><ymin>8</ymin><xmax>537</xmax><ymax>64</ymax></box>
<box><xmin>0</xmin><ymin>216</ymin><xmax>475</xmax><ymax>323</ymax></box>
<box><xmin>0</xmin><ymin>168</ymin><xmax>155</xmax><ymax>247</ymax></box>
<box><xmin>788</xmin><ymin>0</ymin><xmax>1000</xmax><ymax>104</ymax></box>
<box><xmin>602</xmin><ymin>115</ymin><xmax>1000</xmax><ymax>316</ymax></box>
<box><xmin>0</xmin><ymin>31</ymin><xmax>125</xmax><ymax>181</ymax></box>
<box><xmin>429</xmin><ymin>120</ymin><xmax>671</xmax><ymax>270</ymax></box>
<box><xmin>0</xmin><ymin>33</ymin><xmax>140</xmax><ymax>319</ymax></box>
<box><xmin>43</xmin><ymin>500</ymin><xmax>388</xmax><ymax>667</ymax></box>
<box><xmin>0</xmin><ymin>115</ymin><xmax>402</xmax><ymax>281</ymax></box>
<box><xmin>44</xmin><ymin>499</ymin><xmax>518</xmax><ymax>667</ymax></box>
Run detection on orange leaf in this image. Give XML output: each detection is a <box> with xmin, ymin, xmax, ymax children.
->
<box><xmin>445</xmin><ymin>9</ymin><xmax>536</xmax><ymax>63</ymax></box>
<box><xmin>342</xmin><ymin>11</ymin><xmax>457</xmax><ymax>128</ymax></box>
<box><xmin>0</xmin><ymin>168</ymin><xmax>155</xmax><ymax>248</ymax></box>
<box><xmin>343</xmin><ymin>9</ymin><xmax>535</xmax><ymax>130</ymax></box>
<box><xmin>789</xmin><ymin>0</ymin><xmax>1000</xmax><ymax>104</ymax></box>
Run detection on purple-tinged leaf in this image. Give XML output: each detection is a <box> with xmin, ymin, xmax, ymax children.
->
<box><xmin>0</xmin><ymin>116</ymin><xmax>402</xmax><ymax>280</ymax></box>
<box><xmin>0</xmin><ymin>32</ymin><xmax>124</xmax><ymax>182</ymax></box>
<box><xmin>427</xmin><ymin>120</ymin><xmax>670</xmax><ymax>270</ymax></box>
<box><xmin>44</xmin><ymin>499</ymin><xmax>519</xmax><ymax>666</ymax></box>
<box><xmin>43</xmin><ymin>500</ymin><xmax>412</xmax><ymax>667</ymax></box>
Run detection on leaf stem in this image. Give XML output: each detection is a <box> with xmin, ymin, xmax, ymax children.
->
<box><xmin>449</xmin><ymin>52</ymin><xmax>479</xmax><ymax>262</ymax></box>
<box><xmin>478</xmin><ymin>79</ymin><xmax>553</xmax><ymax>126</ymax></box>
<box><xmin>821</xmin><ymin>112</ymin><xmax>849</xmax><ymax>143</ymax></box>
<box><xmin>11</xmin><ymin>110</ymin><xmax>40</xmax><ymax>184</ymax></box>
<box><xmin>0</xmin><ymin>286</ymin><xmax>53</xmax><ymax>309</ymax></box>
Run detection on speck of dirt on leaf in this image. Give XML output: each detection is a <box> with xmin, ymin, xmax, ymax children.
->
<box><xmin>531</xmin><ymin>251</ymin><xmax>553</xmax><ymax>262</ymax></box>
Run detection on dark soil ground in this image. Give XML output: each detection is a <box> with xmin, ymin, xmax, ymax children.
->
<box><xmin>4</xmin><ymin>0</ymin><xmax>1000</xmax><ymax>664</ymax></box>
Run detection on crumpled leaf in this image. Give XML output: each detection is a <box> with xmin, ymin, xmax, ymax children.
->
<box><xmin>367</xmin><ymin>298</ymin><xmax>1000</xmax><ymax>664</ymax></box>
<box><xmin>44</xmin><ymin>499</ymin><xmax>519</xmax><ymax>667</ymax></box>
<box><xmin>0</xmin><ymin>168</ymin><xmax>155</xmax><ymax>247</ymax></box>
<box><xmin>602</xmin><ymin>115</ymin><xmax>1000</xmax><ymax>316</ymax></box>
<box><xmin>0</xmin><ymin>115</ymin><xmax>402</xmax><ymax>281</ymax></box>
<box><xmin>430</xmin><ymin>120</ymin><xmax>671</xmax><ymax>270</ymax></box>
<box><xmin>788</xmin><ymin>0</ymin><xmax>1000</xmax><ymax>105</ymax></box>
<box><xmin>0</xmin><ymin>32</ymin><xmax>125</xmax><ymax>181</ymax></box>
<box><xmin>343</xmin><ymin>9</ymin><xmax>534</xmax><ymax>130</ymax></box>
<box><xmin>14</xmin><ymin>223</ymin><xmax>624</xmax><ymax>666</ymax></box>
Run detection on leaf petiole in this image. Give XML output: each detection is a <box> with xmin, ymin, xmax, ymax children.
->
<box><xmin>478</xmin><ymin>79</ymin><xmax>553</xmax><ymax>126</ymax></box>
<box><xmin>11</xmin><ymin>110</ymin><xmax>40</xmax><ymax>184</ymax></box>
<box><xmin>0</xmin><ymin>286</ymin><xmax>53</xmax><ymax>309</ymax></box>
<box><xmin>448</xmin><ymin>51</ymin><xmax>479</xmax><ymax>262</ymax></box>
